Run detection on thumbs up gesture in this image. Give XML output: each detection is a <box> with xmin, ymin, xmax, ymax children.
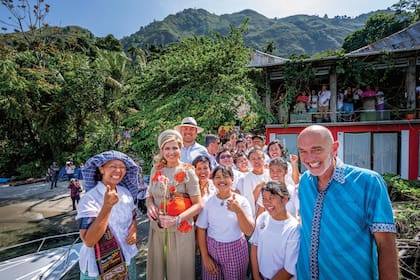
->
<box><xmin>104</xmin><ymin>184</ymin><xmax>119</xmax><ymax>208</ymax></box>
<box><xmin>227</xmin><ymin>193</ymin><xmax>240</xmax><ymax>213</ymax></box>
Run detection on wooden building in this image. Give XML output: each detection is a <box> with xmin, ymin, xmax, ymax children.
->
<box><xmin>249</xmin><ymin>21</ymin><xmax>420</xmax><ymax>180</ymax></box>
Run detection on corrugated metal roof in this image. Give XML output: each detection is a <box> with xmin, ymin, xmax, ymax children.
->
<box><xmin>247</xmin><ymin>50</ymin><xmax>289</xmax><ymax>67</ymax></box>
<box><xmin>349</xmin><ymin>20</ymin><xmax>420</xmax><ymax>55</ymax></box>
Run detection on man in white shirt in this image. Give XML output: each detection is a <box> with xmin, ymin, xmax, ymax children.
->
<box><xmin>175</xmin><ymin>117</ymin><xmax>211</xmax><ymax>164</ymax></box>
<box><xmin>318</xmin><ymin>84</ymin><xmax>331</xmax><ymax>121</ymax></box>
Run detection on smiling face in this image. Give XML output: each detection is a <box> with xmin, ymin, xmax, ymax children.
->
<box><xmin>195</xmin><ymin>161</ymin><xmax>211</xmax><ymax>183</ymax></box>
<box><xmin>99</xmin><ymin>159</ymin><xmax>127</xmax><ymax>188</ymax></box>
<box><xmin>218</xmin><ymin>151</ymin><xmax>233</xmax><ymax>167</ymax></box>
<box><xmin>262</xmin><ymin>190</ymin><xmax>287</xmax><ymax>219</ymax></box>
<box><xmin>268</xmin><ymin>143</ymin><xmax>283</xmax><ymax>158</ymax></box>
<box><xmin>297</xmin><ymin>126</ymin><xmax>338</xmax><ymax>178</ymax></box>
<box><xmin>180</xmin><ymin>126</ymin><xmax>197</xmax><ymax>146</ymax></box>
<box><xmin>212</xmin><ymin>168</ymin><xmax>233</xmax><ymax>196</ymax></box>
<box><xmin>235</xmin><ymin>154</ymin><xmax>249</xmax><ymax>172</ymax></box>
<box><xmin>248</xmin><ymin>149</ymin><xmax>265</xmax><ymax>174</ymax></box>
<box><xmin>161</xmin><ymin>140</ymin><xmax>181</xmax><ymax>166</ymax></box>
<box><xmin>269</xmin><ymin>164</ymin><xmax>287</xmax><ymax>182</ymax></box>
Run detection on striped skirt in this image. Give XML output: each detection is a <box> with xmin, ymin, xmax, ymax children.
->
<box><xmin>202</xmin><ymin>235</ymin><xmax>248</xmax><ymax>280</ymax></box>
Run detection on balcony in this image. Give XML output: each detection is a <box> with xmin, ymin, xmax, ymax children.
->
<box><xmin>286</xmin><ymin>108</ymin><xmax>420</xmax><ymax>125</ymax></box>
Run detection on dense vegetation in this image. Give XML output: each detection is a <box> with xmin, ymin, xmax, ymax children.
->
<box><xmin>121</xmin><ymin>8</ymin><xmax>377</xmax><ymax>57</ymax></box>
<box><xmin>0</xmin><ymin>0</ymin><xmax>419</xmax><ymax>178</ymax></box>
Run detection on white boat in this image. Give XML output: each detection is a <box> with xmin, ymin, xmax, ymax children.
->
<box><xmin>0</xmin><ymin>232</ymin><xmax>81</xmax><ymax>280</ymax></box>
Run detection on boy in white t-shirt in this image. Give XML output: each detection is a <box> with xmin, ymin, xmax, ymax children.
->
<box><xmin>250</xmin><ymin>181</ymin><xmax>300</xmax><ymax>280</ymax></box>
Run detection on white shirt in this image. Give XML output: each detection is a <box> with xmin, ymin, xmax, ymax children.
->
<box><xmin>236</xmin><ymin>170</ymin><xmax>270</xmax><ymax>218</ymax></box>
<box><xmin>249</xmin><ymin>212</ymin><xmax>300</xmax><ymax>279</ymax></box>
<box><xmin>196</xmin><ymin>193</ymin><xmax>252</xmax><ymax>242</ymax></box>
<box><xmin>318</xmin><ymin>90</ymin><xmax>331</xmax><ymax>107</ymax></box>
<box><xmin>76</xmin><ymin>182</ymin><xmax>137</xmax><ymax>277</ymax></box>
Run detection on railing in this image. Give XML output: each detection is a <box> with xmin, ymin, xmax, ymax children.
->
<box><xmin>287</xmin><ymin>108</ymin><xmax>419</xmax><ymax>124</ymax></box>
<box><xmin>0</xmin><ymin>232</ymin><xmax>81</xmax><ymax>279</ymax></box>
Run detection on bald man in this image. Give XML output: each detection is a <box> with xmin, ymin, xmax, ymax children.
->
<box><xmin>296</xmin><ymin>125</ymin><xmax>398</xmax><ymax>280</ymax></box>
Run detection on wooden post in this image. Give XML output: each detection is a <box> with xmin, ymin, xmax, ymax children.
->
<box><xmin>330</xmin><ymin>67</ymin><xmax>337</xmax><ymax>122</ymax></box>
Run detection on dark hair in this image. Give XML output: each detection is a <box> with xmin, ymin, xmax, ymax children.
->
<box><xmin>267</xmin><ymin>139</ymin><xmax>285</xmax><ymax>158</ymax></box>
<box><xmin>269</xmin><ymin>157</ymin><xmax>288</xmax><ymax>170</ymax></box>
<box><xmin>94</xmin><ymin>168</ymin><xmax>102</xmax><ymax>182</ymax></box>
<box><xmin>205</xmin><ymin>134</ymin><xmax>219</xmax><ymax>148</ymax></box>
<box><xmin>261</xmin><ymin>181</ymin><xmax>289</xmax><ymax>197</ymax></box>
<box><xmin>212</xmin><ymin>165</ymin><xmax>234</xmax><ymax>179</ymax></box>
<box><xmin>192</xmin><ymin>155</ymin><xmax>212</xmax><ymax>170</ymax></box>
<box><xmin>233</xmin><ymin>151</ymin><xmax>247</xmax><ymax>164</ymax></box>
<box><xmin>216</xmin><ymin>147</ymin><xmax>233</xmax><ymax>163</ymax></box>
<box><xmin>235</xmin><ymin>138</ymin><xmax>246</xmax><ymax>146</ymax></box>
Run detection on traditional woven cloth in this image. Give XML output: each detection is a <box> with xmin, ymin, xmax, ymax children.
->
<box><xmin>82</xmin><ymin>150</ymin><xmax>139</xmax><ymax>199</ymax></box>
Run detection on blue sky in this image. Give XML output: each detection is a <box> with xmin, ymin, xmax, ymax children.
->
<box><xmin>0</xmin><ymin>0</ymin><xmax>398</xmax><ymax>39</ymax></box>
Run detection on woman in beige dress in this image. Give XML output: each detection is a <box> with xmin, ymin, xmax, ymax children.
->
<box><xmin>146</xmin><ymin>129</ymin><xmax>203</xmax><ymax>280</ymax></box>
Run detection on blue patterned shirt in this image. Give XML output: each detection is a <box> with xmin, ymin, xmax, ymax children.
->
<box><xmin>296</xmin><ymin>158</ymin><xmax>396</xmax><ymax>280</ymax></box>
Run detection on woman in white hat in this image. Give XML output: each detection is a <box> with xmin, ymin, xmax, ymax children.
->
<box><xmin>146</xmin><ymin>129</ymin><xmax>203</xmax><ymax>279</ymax></box>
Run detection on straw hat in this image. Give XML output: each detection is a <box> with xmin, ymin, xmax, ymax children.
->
<box><xmin>174</xmin><ymin>117</ymin><xmax>204</xmax><ymax>134</ymax></box>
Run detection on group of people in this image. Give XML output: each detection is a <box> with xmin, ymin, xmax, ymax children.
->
<box><xmin>74</xmin><ymin>116</ymin><xmax>399</xmax><ymax>280</ymax></box>
<box><xmin>293</xmin><ymin>83</ymin><xmax>386</xmax><ymax>122</ymax></box>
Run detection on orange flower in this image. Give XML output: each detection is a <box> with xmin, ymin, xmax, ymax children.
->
<box><xmin>157</xmin><ymin>162</ymin><xmax>164</xmax><ymax>170</ymax></box>
<box><xmin>174</xmin><ymin>171</ymin><xmax>186</xmax><ymax>183</ymax></box>
<box><xmin>151</xmin><ymin>170</ymin><xmax>162</xmax><ymax>182</ymax></box>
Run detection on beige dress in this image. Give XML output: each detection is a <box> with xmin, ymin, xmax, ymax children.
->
<box><xmin>146</xmin><ymin>163</ymin><xmax>200</xmax><ymax>280</ymax></box>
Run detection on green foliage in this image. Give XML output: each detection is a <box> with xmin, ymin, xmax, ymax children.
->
<box><xmin>281</xmin><ymin>58</ymin><xmax>315</xmax><ymax>108</ymax></box>
<box><xmin>383</xmin><ymin>173</ymin><xmax>420</xmax><ymax>201</ymax></box>
<box><xmin>126</xmin><ymin>23</ymin><xmax>272</xmax><ymax>172</ymax></box>
<box><xmin>342</xmin><ymin>12</ymin><xmax>411</xmax><ymax>52</ymax></box>
<box><xmin>120</xmin><ymin>8</ymin><xmax>377</xmax><ymax>57</ymax></box>
<box><xmin>14</xmin><ymin>160</ymin><xmax>44</xmax><ymax>180</ymax></box>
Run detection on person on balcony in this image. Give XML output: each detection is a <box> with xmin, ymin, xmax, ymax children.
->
<box><xmin>295</xmin><ymin>90</ymin><xmax>309</xmax><ymax>114</ymax></box>
<box><xmin>352</xmin><ymin>83</ymin><xmax>363</xmax><ymax>111</ymax></box>
<box><xmin>309</xmin><ymin>89</ymin><xmax>318</xmax><ymax>112</ymax></box>
<box><xmin>318</xmin><ymin>84</ymin><xmax>331</xmax><ymax>121</ymax></box>
<box><xmin>361</xmin><ymin>85</ymin><xmax>377</xmax><ymax>111</ymax></box>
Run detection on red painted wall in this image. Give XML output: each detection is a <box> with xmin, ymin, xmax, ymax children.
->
<box><xmin>266</xmin><ymin>123</ymin><xmax>420</xmax><ymax>180</ymax></box>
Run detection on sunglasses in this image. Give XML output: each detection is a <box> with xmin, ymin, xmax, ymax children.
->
<box><xmin>219</xmin><ymin>154</ymin><xmax>232</xmax><ymax>159</ymax></box>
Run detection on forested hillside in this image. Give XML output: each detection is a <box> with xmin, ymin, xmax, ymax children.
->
<box><xmin>120</xmin><ymin>8</ymin><xmax>391</xmax><ymax>57</ymax></box>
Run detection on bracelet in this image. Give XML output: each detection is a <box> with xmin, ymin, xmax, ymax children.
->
<box><xmin>175</xmin><ymin>215</ymin><xmax>181</xmax><ymax>227</ymax></box>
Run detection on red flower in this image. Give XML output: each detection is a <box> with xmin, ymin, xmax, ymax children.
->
<box><xmin>151</xmin><ymin>170</ymin><xmax>162</xmax><ymax>182</ymax></box>
<box><xmin>174</xmin><ymin>171</ymin><xmax>186</xmax><ymax>183</ymax></box>
<box><xmin>169</xmin><ymin>186</ymin><xmax>176</xmax><ymax>193</ymax></box>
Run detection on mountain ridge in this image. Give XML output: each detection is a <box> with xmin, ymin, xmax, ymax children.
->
<box><xmin>121</xmin><ymin>8</ymin><xmax>392</xmax><ymax>57</ymax></box>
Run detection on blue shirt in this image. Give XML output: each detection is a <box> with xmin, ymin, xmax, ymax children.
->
<box><xmin>296</xmin><ymin>158</ymin><xmax>396</xmax><ymax>280</ymax></box>
<box><xmin>181</xmin><ymin>141</ymin><xmax>209</xmax><ymax>164</ymax></box>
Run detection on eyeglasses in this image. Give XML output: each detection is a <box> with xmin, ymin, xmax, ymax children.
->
<box><xmin>219</xmin><ymin>154</ymin><xmax>232</xmax><ymax>160</ymax></box>
<box><xmin>107</xmin><ymin>165</ymin><xmax>126</xmax><ymax>171</ymax></box>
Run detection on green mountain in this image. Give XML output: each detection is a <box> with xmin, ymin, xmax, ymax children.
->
<box><xmin>121</xmin><ymin>8</ymin><xmax>393</xmax><ymax>57</ymax></box>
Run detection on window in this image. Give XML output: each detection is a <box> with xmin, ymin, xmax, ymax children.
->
<box><xmin>343</xmin><ymin>132</ymin><xmax>399</xmax><ymax>174</ymax></box>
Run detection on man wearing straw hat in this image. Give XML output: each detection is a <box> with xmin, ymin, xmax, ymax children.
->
<box><xmin>175</xmin><ymin>117</ymin><xmax>211</xmax><ymax>164</ymax></box>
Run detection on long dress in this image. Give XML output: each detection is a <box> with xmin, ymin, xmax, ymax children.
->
<box><xmin>146</xmin><ymin>163</ymin><xmax>200</xmax><ymax>280</ymax></box>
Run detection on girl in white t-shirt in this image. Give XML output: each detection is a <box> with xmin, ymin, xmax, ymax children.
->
<box><xmin>250</xmin><ymin>181</ymin><xmax>300</xmax><ymax>280</ymax></box>
<box><xmin>256</xmin><ymin>157</ymin><xmax>300</xmax><ymax>220</ymax></box>
<box><xmin>196</xmin><ymin>165</ymin><xmax>255</xmax><ymax>279</ymax></box>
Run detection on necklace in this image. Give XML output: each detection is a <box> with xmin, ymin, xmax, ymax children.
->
<box><xmin>217</xmin><ymin>195</ymin><xmax>231</xmax><ymax>206</ymax></box>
